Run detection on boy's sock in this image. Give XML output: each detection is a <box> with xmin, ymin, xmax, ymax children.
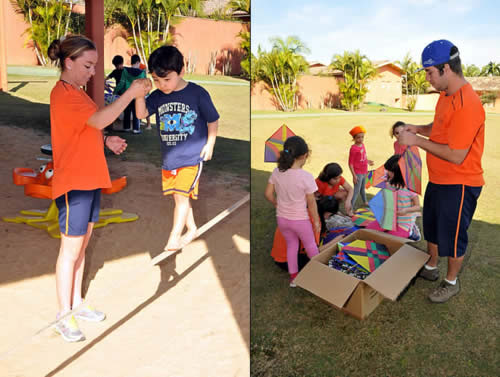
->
<box><xmin>424</xmin><ymin>264</ymin><xmax>438</xmax><ymax>270</ymax></box>
<box><xmin>445</xmin><ymin>278</ymin><xmax>457</xmax><ymax>285</ymax></box>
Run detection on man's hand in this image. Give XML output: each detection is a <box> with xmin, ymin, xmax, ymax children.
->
<box><xmin>398</xmin><ymin>130</ymin><xmax>418</xmax><ymax>146</ymax></box>
<box><xmin>200</xmin><ymin>142</ymin><xmax>215</xmax><ymax>161</ymax></box>
<box><xmin>105</xmin><ymin>136</ymin><xmax>127</xmax><ymax>155</ymax></box>
<box><xmin>368</xmin><ymin>159</ymin><xmax>374</xmax><ymax>166</ymax></box>
<box><xmin>129</xmin><ymin>78</ymin><xmax>152</xmax><ymax>98</ymax></box>
<box><xmin>403</xmin><ymin>124</ymin><xmax>419</xmax><ymax>134</ymax></box>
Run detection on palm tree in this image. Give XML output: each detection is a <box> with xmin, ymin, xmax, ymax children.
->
<box><xmin>253</xmin><ymin>36</ymin><xmax>309</xmax><ymax>111</ymax></box>
<box><xmin>330</xmin><ymin>50</ymin><xmax>376</xmax><ymax>111</ymax></box>
<box><xmin>10</xmin><ymin>0</ymin><xmax>74</xmax><ymax>66</ymax></box>
<box><xmin>238</xmin><ymin>29</ymin><xmax>250</xmax><ymax>79</ymax></box>
<box><xmin>462</xmin><ymin>64</ymin><xmax>480</xmax><ymax>77</ymax></box>
<box><xmin>480</xmin><ymin>61</ymin><xmax>500</xmax><ymax>76</ymax></box>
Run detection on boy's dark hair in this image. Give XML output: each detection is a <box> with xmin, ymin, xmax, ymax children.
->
<box><xmin>131</xmin><ymin>54</ymin><xmax>141</xmax><ymax>65</ymax></box>
<box><xmin>148</xmin><ymin>45</ymin><xmax>184</xmax><ymax>77</ymax></box>
<box><xmin>112</xmin><ymin>55</ymin><xmax>123</xmax><ymax>67</ymax></box>
<box><xmin>317</xmin><ymin>196</ymin><xmax>339</xmax><ymax>235</ymax></box>
<box><xmin>435</xmin><ymin>46</ymin><xmax>462</xmax><ymax>76</ymax></box>
<box><xmin>318</xmin><ymin>163</ymin><xmax>343</xmax><ymax>182</ymax></box>
<box><xmin>391</xmin><ymin>121</ymin><xmax>405</xmax><ymax>137</ymax></box>
<box><xmin>384</xmin><ymin>154</ymin><xmax>405</xmax><ymax>189</ymax></box>
<box><xmin>277</xmin><ymin>136</ymin><xmax>309</xmax><ymax>172</ymax></box>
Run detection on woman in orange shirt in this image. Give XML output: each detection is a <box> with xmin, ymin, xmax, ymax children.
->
<box><xmin>48</xmin><ymin>35</ymin><xmax>151</xmax><ymax>342</ymax></box>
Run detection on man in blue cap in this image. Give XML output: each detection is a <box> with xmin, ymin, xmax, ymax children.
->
<box><xmin>399</xmin><ymin>40</ymin><xmax>485</xmax><ymax>303</ymax></box>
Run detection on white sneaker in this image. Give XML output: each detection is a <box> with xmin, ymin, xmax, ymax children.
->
<box><xmin>54</xmin><ymin>315</ymin><xmax>85</xmax><ymax>342</ymax></box>
<box><xmin>75</xmin><ymin>304</ymin><xmax>106</xmax><ymax>322</ymax></box>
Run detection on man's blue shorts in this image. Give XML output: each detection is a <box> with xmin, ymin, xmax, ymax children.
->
<box><xmin>54</xmin><ymin>189</ymin><xmax>101</xmax><ymax>236</ymax></box>
<box><xmin>423</xmin><ymin>182</ymin><xmax>481</xmax><ymax>258</ymax></box>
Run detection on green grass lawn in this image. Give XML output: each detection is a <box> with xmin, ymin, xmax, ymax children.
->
<box><xmin>1</xmin><ymin>73</ymin><xmax>249</xmax><ymax>181</ymax></box>
<box><xmin>251</xmin><ymin>113</ymin><xmax>500</xmax><ymax>376</ymax></box>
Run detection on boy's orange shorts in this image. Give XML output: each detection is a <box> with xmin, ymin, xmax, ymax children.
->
<box><xmin>162</xmin><ymin>163</ymin><xmax>202</xmax><ymax>199</ymax></box>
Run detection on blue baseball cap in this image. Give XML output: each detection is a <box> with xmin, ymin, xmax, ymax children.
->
<box><xmin>417</xmin><ymin>39</ymin><xmax>459</xmax><ymax>72</ymax></box>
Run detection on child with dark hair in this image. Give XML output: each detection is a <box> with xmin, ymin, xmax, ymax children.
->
<box><xmin>115</xmin><ymin>54</ymin><xmax>147</xmax><ymax>133</ymax></box>
<box><xmin>316</xmin><ymin>195</ymin><xmax>339</xmax><ymax>236</ymax></box>
<box><xmin>135</xmin><ymin>45</ymin><xmax>219</xmax><ymax>252</ymax></box>
<box><xmin>366</xmin><ymin>155</ymin><xmax>421</xmax><ymax>238</ymax></box>
<box><xmin>390</xmin><ymin>121</ymin><xmax>407</xmax><ymax>155</ymax></box>
<box><xmin>106</xmin><ymin>55</ymin><xmax>124</xmax><ymax>85</ymax></box>
<box><xmin>265</xmin><ymin>136</ymin><xmax>321</xmax><ymax>287</ymax></box>
<box><xmin>315</xmin><ymin>162</ymin><xmax>354</xmax><ymax>216</ymax></box>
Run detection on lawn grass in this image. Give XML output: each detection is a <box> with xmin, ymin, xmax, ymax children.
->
<box><xmin>251</xmin><ymin>113</ymin><xmax>500</xmax><ymax>376</ymax></box>
<box><xmin>1</xmin><ymin>73</ymin><xmax>249</xmax><ymax>181</ymax></box>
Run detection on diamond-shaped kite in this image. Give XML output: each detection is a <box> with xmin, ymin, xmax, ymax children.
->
<box><xmin>351</xmin><ymin>208</ymin><xmax>375</xmax><ymax>227</ymax></box>
<box><xmin>264</xmin><ymin>124</ymin><xmax>296</xmax><ymax>162</ymax></box>
<box><xmin>369</xmin><ymin>189</ymin><xmax>398</xmax><ymax>231</ymax></box>
<box><xmin>339</xmin><ymin>239</ymin><xmax>390</xmax><ymax>272</ymax></box>
<box><xmin>366</xmin><ymin>165</ymin><xmax>387</xmax><ymax>189</ymax></box>
<box><xmin>398</xmin><ymin>145</ymin><xmax>422</xmax><ymax>195</ymax></box>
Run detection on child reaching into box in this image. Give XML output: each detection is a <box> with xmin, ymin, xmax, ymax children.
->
<box><xmin>315</xmin><ymin>162</ymin><xmax>354</xmax><ymax>216</ymax></box>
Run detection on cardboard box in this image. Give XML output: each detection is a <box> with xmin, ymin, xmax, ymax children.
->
<box><xmin>294</xmin><ymin>229</ymin><xmax>429</xmax><ymax>320</ymax></box>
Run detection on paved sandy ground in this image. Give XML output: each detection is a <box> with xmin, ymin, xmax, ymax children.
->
<box><xmin>0</xmin><ymin>126</ymin><xmax>249</xmax><ymax>376</ymax></box>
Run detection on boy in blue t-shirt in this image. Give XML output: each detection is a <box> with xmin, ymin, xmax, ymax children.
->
<box><xmin>135</xmin><ymin>46</ymin><xmax>219</xmax><ymax>252</ymax></box>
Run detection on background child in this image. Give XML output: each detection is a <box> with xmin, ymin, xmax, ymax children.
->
<box><xmin>366</xmin><ymin>154</ymin><xmax>420</xmax><ymax>238</ymax></box>
<box><xmin>315</xmin><ymin>162</ymin><xmax>354</xmax><ymax>216</ymax></box>
<box><xmin>105</xmin><ymin>55</ymin><xmax>124</xmax><ymax>85</ymax></box>
<box><xmin>316</xmin><ymin>195</ymin><xmax>339</xmax><ymax>237</ymax></box>
<box><xmin>135</xmin><ymin>45</ymin><xmax>219</xmax><ymax>252</ymax></box>
<box><xmin>348</xmin><ymin>125</ymin><xmax>373</xmax><ymax>210</ymax></box>
<box><xmin>264</xmin><ymin>136</ymin><xmax>321</xmax><ymax>287</ymax></box>
<box><xmin>115</xmin><ymin>54</ymin><xmax>147</xmax><ymax>133</ymax></box>
<box><xmin>391</xmin><ymin>121</ymin><xmax>407</xmax><ymax>155</ymax></box>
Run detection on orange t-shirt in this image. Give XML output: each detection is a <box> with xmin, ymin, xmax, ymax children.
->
<box><xmin>315</xmin><ymin>176</ymin><xmax>345</xmax><ymax>196</ymax></box>
<box><xmin>428</xmin><ymin>83</ymin><xmax>485</xmax><ymax>186</ymax></box>
<box><xmin>50</xmin><ymin>81</ymin><xmax>112</xmax><ymax>199</ymax></box>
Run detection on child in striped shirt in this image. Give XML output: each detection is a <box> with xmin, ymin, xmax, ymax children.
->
<box><xmin>367</xmin><ymin>155</ymin><xmax>420</xmax><ymax>238</ymax></box>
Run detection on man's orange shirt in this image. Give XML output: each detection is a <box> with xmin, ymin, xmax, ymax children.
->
<box><xmin>50</xmin><ymin>81</ymin><xmax>111</xmax><ymax>199</ymax></box>
<box><xmin>428</xmin><ymin>82</ymin><xmax>485</xmax><ymax>186</ymax></box>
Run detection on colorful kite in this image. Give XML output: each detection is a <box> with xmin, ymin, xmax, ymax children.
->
<box><xmin>369</xmin><ymin>189</ymin><xmax>398</xmax><ymax>231</ymax></box>
<box><xmin>398</xmin><ymin>146</ymin><xmax>422</xmax><ymax>195</ymax></box>
<box><xmin>339</xmin><ymin>239</ymin><xmax>390</xmax><ymax>272</ymax></box>
<box><xmin>366</xmin><ymin>165</ymin><xmax>387</xmax><ymax>189</ymax></box>
<box><xmin>264</xmin><ymin>124</ymin><xmax>296</xmax><ymax>162</ymax></box>
<box><xmin>351</xmin><ymin>208</ymin><xmax>375</xmax><ymax>227</ymax></box>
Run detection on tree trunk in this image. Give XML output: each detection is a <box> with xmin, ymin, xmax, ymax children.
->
<box><xmin>64</xmin><ymin>1</ymin><xmax>73</xmax><ymax>36</ymax></box>
<box><xmin>28</xmin><ymin>8</ymin><xmax>45</xmax><ymax>66</ymax></box>
<box><xmin>136</xmin><ymin>15</ymin><xmax>147</xmax><ymax>64</ymax></box>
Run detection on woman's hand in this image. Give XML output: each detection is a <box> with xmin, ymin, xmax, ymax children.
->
<box><xmin>105</xmin><ymin>136</ymin><xmax>127</xmax><ymax>155</ymax></box>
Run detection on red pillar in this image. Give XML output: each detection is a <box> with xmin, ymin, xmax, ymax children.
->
<box><xmin>0</xmin><ymin>0</ymin><xmax>8</xmax><ymax>92</ymax></box>
<box><xmin>85</xmin><ymin>0</ymin><xmax>104</xmax><ymax>108</ymax></box>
